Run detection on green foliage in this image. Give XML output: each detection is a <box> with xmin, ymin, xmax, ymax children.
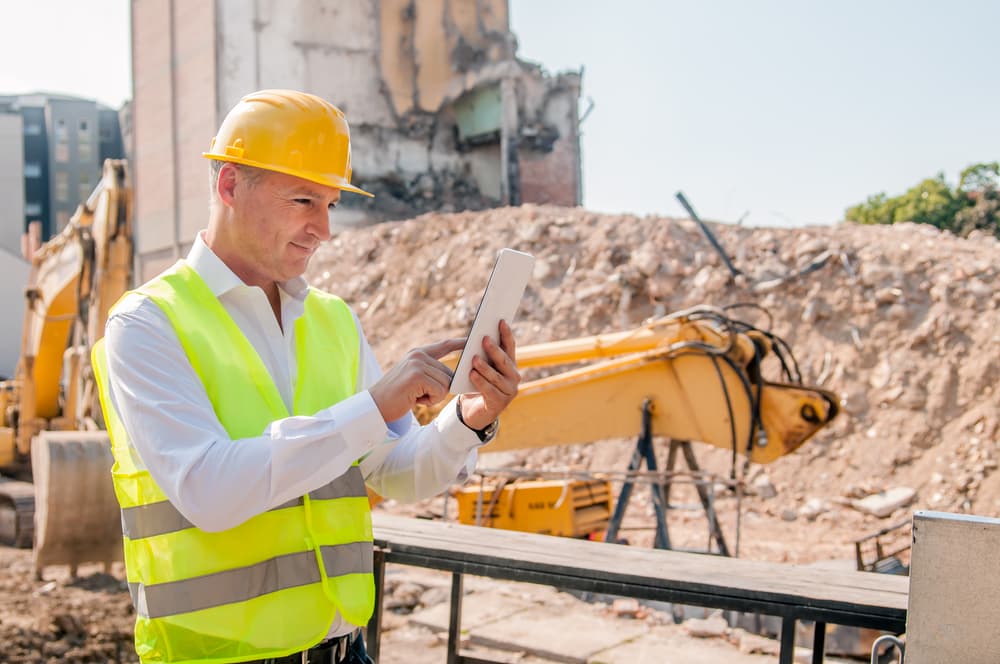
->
<box><xmin>846</xmin><ymin>162</ymin><xmax>1000</xmax><ymax>238</ymax></box>
<box><xmin>958</xmin><ymin>162</ymin><xmax>1000</xmax><ymax>193</ymax></box>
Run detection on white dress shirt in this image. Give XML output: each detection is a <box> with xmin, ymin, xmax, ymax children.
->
<box><xmin>103</xmin><ymin>232</ymin><xmax>480</xmax><ymax>636</ymax></box>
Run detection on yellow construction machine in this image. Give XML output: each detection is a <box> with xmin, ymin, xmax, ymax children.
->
<box><xmin>440</xmin><ymin>306</ymin><xmax>840</xmax><ymax>553</ymax></box>
<box><xmin>0</xmin><ymin>159</ymin><xmax>132</xmax><ymax>576</ymax></box>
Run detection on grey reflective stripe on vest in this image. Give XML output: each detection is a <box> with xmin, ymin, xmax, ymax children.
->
<box><xmin>130</xmin><ymin>541</ymin><xmax>372</xmax><ymax>619</ymax></box>
<box><xmin>121</xmin><ymin>467</ymin><xmax>367</xmax><ymax>540</ymax></box>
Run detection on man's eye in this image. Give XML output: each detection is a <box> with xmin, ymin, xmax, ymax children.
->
<box><xmin>328</xmin><ymin>203</ymin><xmax>338</xmax><ymax>211</ymax></box>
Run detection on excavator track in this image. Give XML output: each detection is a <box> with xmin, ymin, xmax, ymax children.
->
<box><xmin>0</xmin><ymin>478</ymin><xmax>35</xmax><ymax>548</ymax></box>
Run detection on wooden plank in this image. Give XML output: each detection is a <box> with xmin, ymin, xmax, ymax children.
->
<box><xmin>372</xmin><ymin>513</ymin><xmax>907</xmax><ymax>628</ymax></box>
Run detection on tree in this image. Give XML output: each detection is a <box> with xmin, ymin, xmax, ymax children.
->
<box><xmin>958</xmin><ymin>162</ymin><xmax>1000</xmax><ymax>194</ymax></box>
<box><xmin>845</xmin><ymin>162</ymin><xmax>1000</xmax><ymax>239</ymax></box>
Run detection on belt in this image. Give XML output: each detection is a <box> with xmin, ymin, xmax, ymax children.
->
<box><xmin>252</xmin><ymin>629</ymin><xmax>361</xmax><ymax>664</ymax></box>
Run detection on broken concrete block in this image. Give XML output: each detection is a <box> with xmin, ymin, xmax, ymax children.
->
<box><xmin>611</xmin><ymin>598</ymin><xmax>641</xmax><ymax>619</ymax></box>
<box><xmin>683</xmin><ymin>615</ymin><xmax>728</xmax><ymax>639</ymax></box>
<box><xmin>799</xmin><ymin>498</ymin><xmax>827</xmax><ymax>521</ymax></box>
<box><xmin>752</xmin><ymin>474</ymin><xmax>777</xmax><ymax>499</ymax></box>
<box><xmin>737</xmin><ymin>631</ymin><xmax>780</xmax><ymax>655</ymax></box>
<box><xmin>851</xmin><ymin>487</ymin><xmax>916</xmax><ymax>518</ymax></box>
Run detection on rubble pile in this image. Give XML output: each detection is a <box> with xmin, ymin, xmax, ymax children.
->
<box><xmin>0</xmin><ymin>555</ymin><xmax>134</xmax><ymax>662</ymax></box>
<box><xmin>312</xmin><ymin>205</ymin><xmax>1000</xmax><ymax>560</ymax></box>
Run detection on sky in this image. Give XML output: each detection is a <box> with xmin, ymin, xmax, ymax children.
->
<box><xmin>2</xmin><ymin>1</ymin><xmax>998</xmax><ymax>227</ymax></box>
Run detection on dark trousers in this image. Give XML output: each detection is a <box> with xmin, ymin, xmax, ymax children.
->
<box><xmin>344</xmin><ymin>633</ymin><xmax>374</xmax><ymax>664</ymax></box>
<box><xmin>256</xmin><ymin>632</ymin><xmax>373</xmax><ymax>664</ymax></box>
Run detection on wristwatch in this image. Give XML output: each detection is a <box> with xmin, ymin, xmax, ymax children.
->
<box><xmin>455</xmin><ymin>399</ymin><xmax>499</xmax><ymax>443</ymax></box>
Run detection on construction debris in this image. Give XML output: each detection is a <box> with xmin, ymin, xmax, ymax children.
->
<box><xmin>310</xmin><ymin>205</ymin><xmax>1000</xmax><ymax>561</ymax></box>
<box><xmin>852</xmin><ymin>487</ymin><xmax>917</xmax><ymax>518</ymax></box>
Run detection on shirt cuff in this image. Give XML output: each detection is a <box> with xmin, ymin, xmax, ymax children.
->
<box><xmin>434</xmin><ymin>396</ymin><xmax>486</xmax><ymax>454</ymax></box>
<box><xmin>325</xmin><ymin>391</ymin><xmax>390</xmax><ymax>450</ymax></box>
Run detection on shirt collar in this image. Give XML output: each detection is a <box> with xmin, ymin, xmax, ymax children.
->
<box><xmin>187</xmin><ymin>231</ymin><xmax>310</xmax><ymax>301</ymax></box>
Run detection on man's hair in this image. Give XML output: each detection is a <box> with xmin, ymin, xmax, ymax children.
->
<box><xmin>209</xmin><ymin>161</ymin><xmax>266</xmax><ymax>205</ymax></box>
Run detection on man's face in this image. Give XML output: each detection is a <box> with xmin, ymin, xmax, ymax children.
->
<box><xmin>226</xmin><ymin>167</ymin><xmax>342</xmax><ymax>284</ymax></box>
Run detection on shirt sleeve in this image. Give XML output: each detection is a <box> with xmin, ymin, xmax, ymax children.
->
<box><xmin>353</xmin><ymin>312</ymin><xmax>482</xmax><ymax>503</ymax></box>
<box><xmin>103</xmin><ymin>294</ymin><xmax>390</xmax><ymax>532</ymax></box>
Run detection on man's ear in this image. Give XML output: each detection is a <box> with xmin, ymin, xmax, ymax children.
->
<box><xmin>216</xmin><ymin>162</ymin><xmax>239</xmax><ymax>207</ymax></box>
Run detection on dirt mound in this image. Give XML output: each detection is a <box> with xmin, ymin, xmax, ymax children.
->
<box><xmin>312</xmin><ymin>205</ymin><xmax>1000</xmax><ymax>560</ymax></box>
<box><xmin>0</xmin><ymin>551</ymin><xmax>136</xmax><ymax>663</ymax></box>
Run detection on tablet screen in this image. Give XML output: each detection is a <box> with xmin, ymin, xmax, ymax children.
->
<box><xmin>449</xmin><ymin>248</ymin><xmax>534</xmax><ymax>395</ymax></box>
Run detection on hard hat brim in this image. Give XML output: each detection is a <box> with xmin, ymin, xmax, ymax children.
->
<box><xmin>203</xmin><ymin>153</ymin><xmax>375</xmax><ymax>198</ymax></box>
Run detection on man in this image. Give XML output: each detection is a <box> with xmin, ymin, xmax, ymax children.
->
<box><xmin>93</xmin><ymin>89</ymin><xmax>520</xmax><ymax>664</ymax></box>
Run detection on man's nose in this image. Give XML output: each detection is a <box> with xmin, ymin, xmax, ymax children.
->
<box><xmin>308</xmin><ymin>207</ymin><xmax>332</xmax><ymax>241</ymax></box>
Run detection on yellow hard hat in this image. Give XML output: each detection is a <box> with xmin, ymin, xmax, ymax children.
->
<box><xmin>203</xmin><ymin>89</ymin><xmax>373</xmax><ymax>197</ymax></box>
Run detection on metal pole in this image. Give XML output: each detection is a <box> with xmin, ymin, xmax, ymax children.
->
<box><xmin>812</xmin><ymin>622</ymin><xmax>826</xmax><ymax>664</ymax></box>
<box><xmin>779</xmin><ymin>616</ymin><xmax>796</xmax><ymax>664</ymax></box>
<box><xmin>679</xmin><ymin>441</ymin><xmax>730</xmax><ymax>556</ymax></box>
<box><xmin>675</xmin><ymin>191</ymin><xmax>742</xmax><ymax>280</ymax></box>
<box><xmin>638</xmin><ymin>401</ymin><xmax>671</xmax><ymax>550</ymax></box>
<box><xmin>367</xmin><ymin>548</ymin><xmax>386</xmax><ymax>663</ymax></box>
<box><xmin>447</xmin><ymin>573</ymin><xmax>465</xmax><ymax>664</ymax></box>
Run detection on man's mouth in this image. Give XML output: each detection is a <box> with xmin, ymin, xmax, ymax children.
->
<box><xmin>290</xmin><ymin>241</ymin><xmax>316</xmax><ymax>253</ymax></box>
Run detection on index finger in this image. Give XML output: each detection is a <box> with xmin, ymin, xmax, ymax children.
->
<box><xmin>498</xmin><ymin>320</ymin><xmax>516</xmax><ymax>363</ymax></box>
<box><xmin>422</xmin><ymin>337</ymin><xmax>467</xmax><ymax>360</ymax></box>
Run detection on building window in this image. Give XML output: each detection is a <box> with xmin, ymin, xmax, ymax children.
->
<box><xmin>79</xmin><ymin>173</ymin><xmax>91</xmax><ymax>201</ymax></box>
<box><xmin>54</xmin><ymin>171</ymin><xmax>69</xmax><ymax>201</ymax></box>
<box><xmin>23</xmin><ymin>123</ymin><xmax>42</xmax><ymax>136</ymax></box>
<box><xmin>25</xmin><ymin>202</ymin><xmax>42</xmax><ymax>217</ymax></box>
<box><xmin>78</xmin><ymin>120</ymin><xmax>91</xmax><ymax>155</ymax></box>
<box><xmin>24</xmin><ymin>162</ymin><xmax>42</xmax><ymax>178</ymax></box>
<box><xmin>55</xmin><ymin>118</ymin><xmax>70</xmax><ymax>161</ymax></box>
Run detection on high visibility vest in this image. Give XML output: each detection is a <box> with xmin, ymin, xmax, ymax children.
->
<box><xmin>92</xmin><ymin>261</ymin><xmax>374</xmax><ymax>663</ymax></box>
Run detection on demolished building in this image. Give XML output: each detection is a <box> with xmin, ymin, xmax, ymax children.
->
<box><xmin>131</xmin><ymin>0</ymin><xmax>583</xmax><ymax>280</ymax></box>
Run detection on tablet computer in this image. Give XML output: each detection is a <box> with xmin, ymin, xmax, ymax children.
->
<box><xmin>449</xmin><ymin>248</ymin><xmax>535</xmax><ymax>395</ymax></box>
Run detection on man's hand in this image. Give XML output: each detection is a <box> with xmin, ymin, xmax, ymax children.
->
<box><xmin>370</xmin><ymin>338</ymin><xmax>466</xmax><ymax>423</ymax></box>
<box><xmin>458</xmin><ymin>320</ymin><xmax>520</xmax><ymax>431</ymax></box>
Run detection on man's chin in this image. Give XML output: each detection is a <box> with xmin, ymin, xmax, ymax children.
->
<box><xmin>281</xmin><ymin>256</ymin><xmax>311</xmax><ymax>281</ymax></box>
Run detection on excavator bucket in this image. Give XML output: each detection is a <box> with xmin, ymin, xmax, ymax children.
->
<box><xmin>31</xmin><ymin>431</ymin><xmax>122</xmax><ymax>577</ymax></box>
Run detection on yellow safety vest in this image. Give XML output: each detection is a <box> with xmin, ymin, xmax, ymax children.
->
<box><xmin>92</xmin><ymin>261</ymin><xmax>374</xmax><ymax>663</ymax></box>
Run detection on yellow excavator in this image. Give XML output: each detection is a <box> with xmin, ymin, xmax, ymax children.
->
<box><xmin>476</xmin><ymin>308</ymin><xmax>835</xmax><ymax>461</ymax></box>
<box><xmin>0</xmin><ymin>159</ymin><xmax>131</xmax><ymax>576</ymax></box>
<box><xmin>435</xmin><ymin>305</ymin><xmax>840</xmax><ymax>552</ymax></box>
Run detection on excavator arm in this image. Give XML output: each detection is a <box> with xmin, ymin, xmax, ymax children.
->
<box><xmin>430</xmin><ymin>307</ymin><xmax>838</xmax><ymax>542</ymax></box>
<box><xmin>439</xmin><ymin>307</ymin><xmax>839</xmax><ymax>464</ymax></box>
<box><xmin>0</xmin><ymin>160</ymin><xmax>131</xmax><ymax>575</ymax></box>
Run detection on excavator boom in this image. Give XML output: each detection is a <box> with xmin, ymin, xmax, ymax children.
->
<box><xmin>0</xmin><ymin>160</ymin><xmax>131</xmax><ymax>576</ymax></box>
<box><xmin>439</xmin><ymin>307</ymin><xmax>838</xmax><ymax>465</ymax></box>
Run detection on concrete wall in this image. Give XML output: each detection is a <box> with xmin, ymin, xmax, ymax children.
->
<box><xmin>131</xmin><ymin>0</ymin><xmax>580</xmax><ymax>278</ymax></box>
<box><xmin>516</xmin><ymin>70</ymin><xmax>582</xmax><ymax>207</ymax></box>
<box><xmin>131</xmin><ymin>0</ymin><xmax>217</xmax><ymax>281</ymax></box>
<box><xmin>0</xmin><ymin>249</ymin><xmax>29</xmax><ymax>378</ymax></box>
<box><xmin>0</xmin><ymin>112</ymin><xmax>25</xmax><ymax>257</ymax></box>
<box><xmin>906</xmin><ymin>511</ymin><xmax>1000</xmax><ymax>663</ymax></box>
